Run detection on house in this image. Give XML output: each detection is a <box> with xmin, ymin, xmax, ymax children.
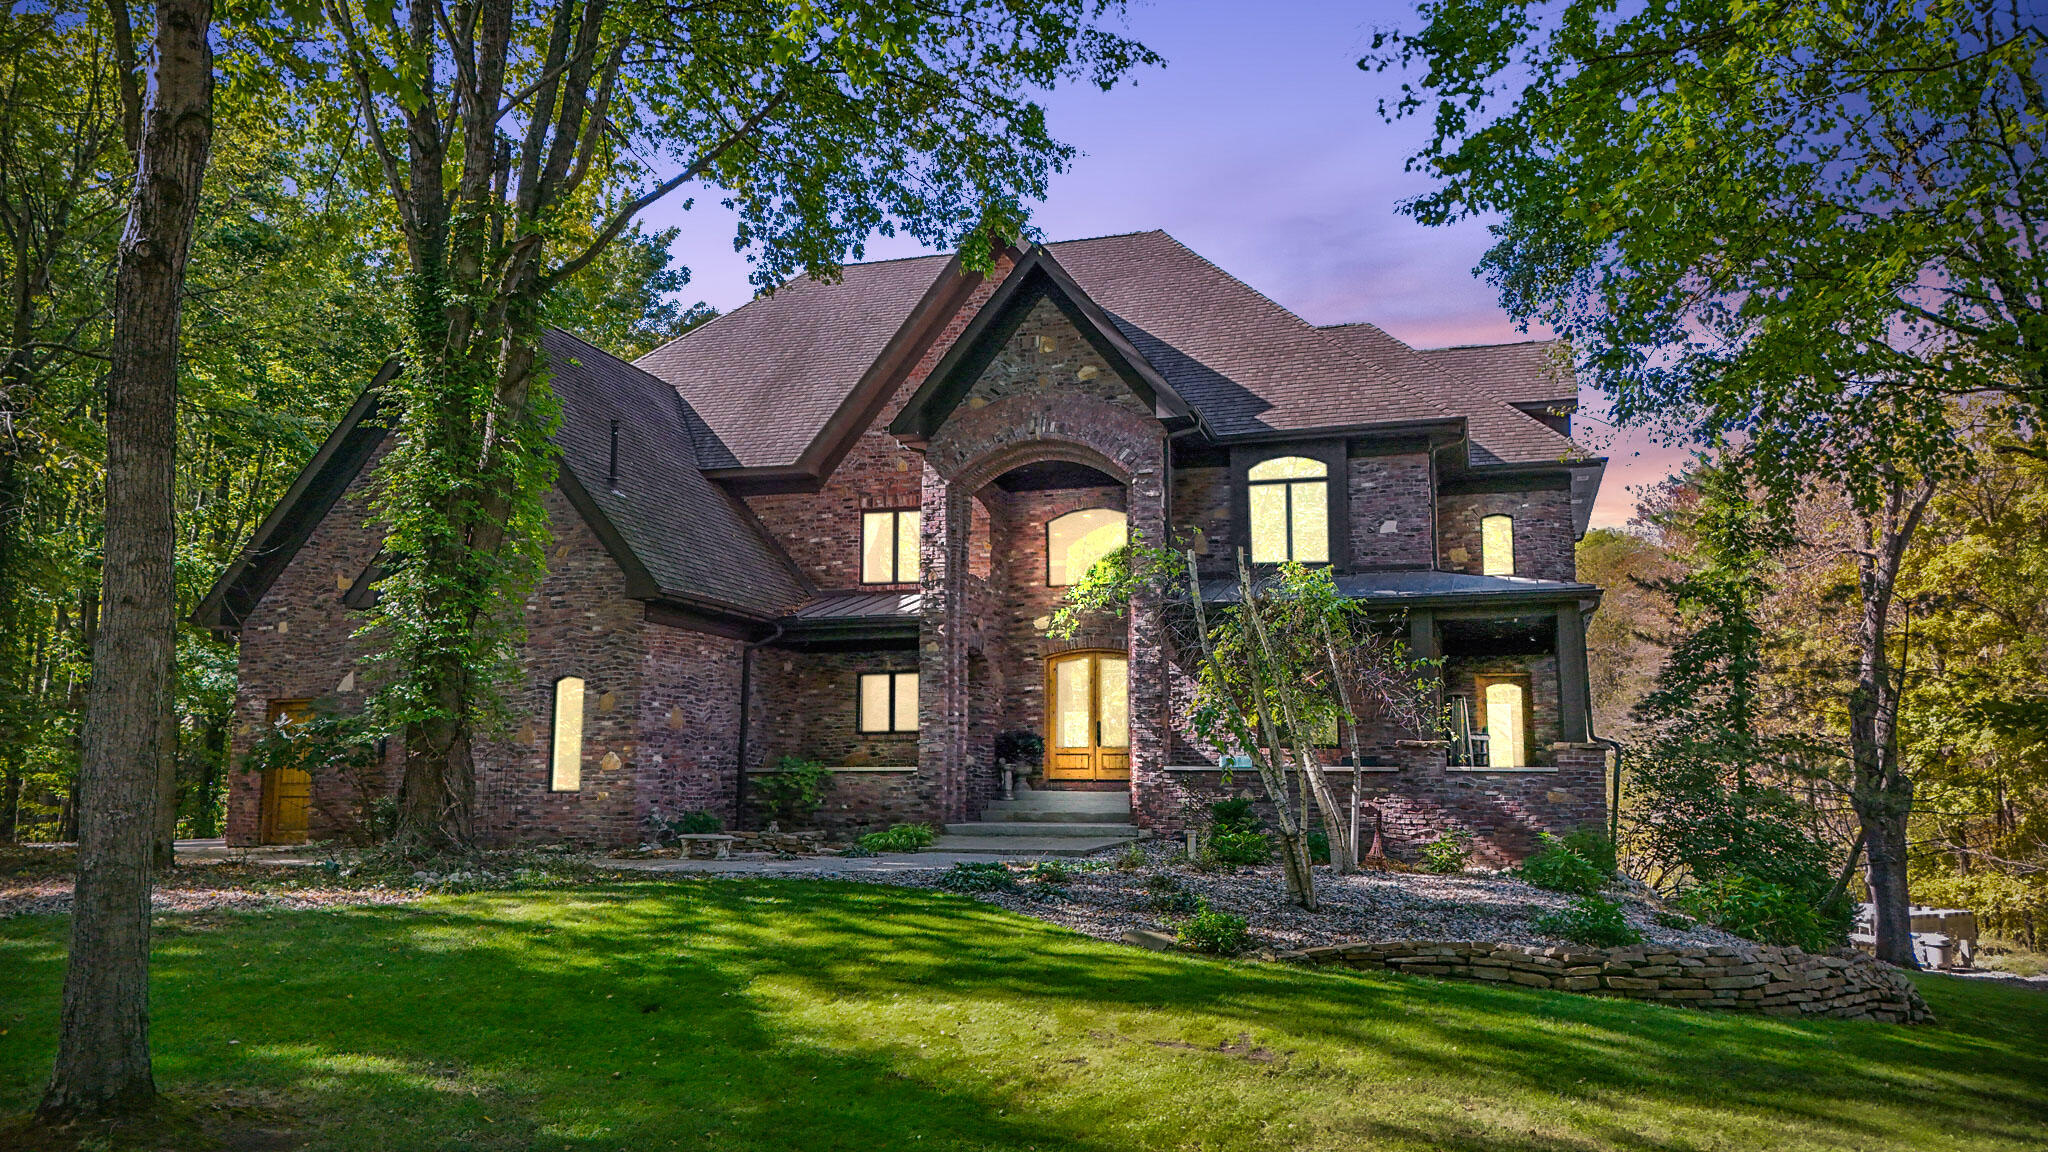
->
<box><xmin>195</xmin><ymin>230</ymin><xmax>1610</xmax><ymax>862</ymax></box>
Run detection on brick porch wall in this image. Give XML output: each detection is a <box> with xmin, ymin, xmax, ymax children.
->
<box><xmin>1438</xmin><ymin>488</ymin><xmax>1577</xmax><ymax>581</ymax></box>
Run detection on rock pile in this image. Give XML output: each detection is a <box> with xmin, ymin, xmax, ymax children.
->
<box><xmin>1278</xmin><ymin>939</ymin><xmax>1933</xmax><ymax>1023</ymax></box>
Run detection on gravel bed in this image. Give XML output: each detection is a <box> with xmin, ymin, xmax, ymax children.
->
<box><xmin>860</xmin><ymin>842</ymin><xmax>1750</xmax><ymax>953</ymax></box>
<box><xmin>1</xmin><ymin>878</ymin><xmax>421</xmax><ymax>918</ymax></box>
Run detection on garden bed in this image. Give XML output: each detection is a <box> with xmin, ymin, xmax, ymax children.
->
<box><xmin>864</xmin><ymin>841</ymin><xmax>1750</xmax><ymax>954</ymax></box>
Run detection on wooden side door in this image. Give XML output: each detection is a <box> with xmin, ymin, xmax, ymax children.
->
<box><xmin>1044</xmin><ymin>651</ymin><xmax>1130</xmax><ymax>782</ymax></box>
<box><xmin>260</xmin><ymin>698</ymin><xmax>314</xmax><ymax>844</ymax></box>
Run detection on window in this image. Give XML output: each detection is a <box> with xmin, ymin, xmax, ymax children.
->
<box><xmin>858</xmin><ymin>671</ymin><xmax>918</xmax><ymax>733</ymax></box>
<box><xmin>550</xmin><ymin>676</ymin><xmax>585</xmax><ymax>791</ymax></box>
<box><xmin>1481</xmin><ymin>514</ymin><xmax>1515</xmax><ymax>576</ymax></box>
<box><xmin>1247</xmin><ymin>456</ymin><xmax>1329</xmax><ymax>564</ymax></box>
<box><xmin>1046</xmin><ymin>508</ymin><xmax>1127</xmax><ymax>586</ymax></box>
<box><xmin>861</xmin><ymin>510</ymin><xmax>920</xmax><ymax>584</ymax></box>
<box><xmin>1475</xmin><ymin>674</ymin><xmax>1530</xmax><ymax>768</ymax></box>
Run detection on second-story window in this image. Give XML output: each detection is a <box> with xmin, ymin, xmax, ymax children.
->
<box><xmin>1481</xmin><ymin>514</ymin><xmax>1515</xmax><ymax>576</ymax></box>
<box><xmin>1046</xmin><ymin>508</ymin><xmax>1127</xmax><ymax>586</ymax></box>
<box><xmin>861</xmin><ymin>509</ymin><xmax>920</xmax><ymax>584</ymax></box>
<box><xmin>1248</xmin><ymin>456</ymin><xmax>1329</xmax><ymax>564</ymax></box>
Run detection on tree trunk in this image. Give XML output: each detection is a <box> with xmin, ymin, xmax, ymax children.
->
<box><xmin>1843</xmin><ymin>476</ymin><xmax>1932</xmax><ymax>969</ymax></box>
<box><xmin>38</xmin><ymin>0</ymin><xmax>212</xmax><ymax>1120</ymax></box>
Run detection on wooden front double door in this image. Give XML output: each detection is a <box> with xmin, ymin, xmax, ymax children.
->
<box><xmin>1045</xmin><ymin>650</ymin><xmax>1129</xmax><ymax>782</ymax></box>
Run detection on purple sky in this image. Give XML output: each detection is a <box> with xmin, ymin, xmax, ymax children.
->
<box><xmin>642</xmin><ymin>1</ymin><xmax>1687</xmax><ymax>529</ymax></box>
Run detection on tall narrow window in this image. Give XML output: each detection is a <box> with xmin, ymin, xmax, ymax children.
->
<box><xmin>1046</xmin><ymin>508</ymin><xmax>1127</xmax><ymax>586</ymax></box>
<box><xmin>1476</xmin><ymin>674</ymin><xmax>1530</xmax><ymax>768</ymax></box>
<box><xmin>858</xmin><ymin>671</ymin><xmax>919</xmax><ymax>733</ymax></box>
<box><xmin>550</xmin><ymin>676</ymin><xmax>585</xmax><ymax>791</ymax></box>
<box><xmin>1247</xmin><ymin>456</ymin><xmax>1329</xmax><ymax>564</ymax></box>
<box><xmin>1481</xmin><ymin>514</ymin><xmax>1515</xmax><ymax>576</ymax></box>
<box><xmin>861</xmin><ymin>510</ymin><xmax>920</xmax><ymax>584</ymax></box>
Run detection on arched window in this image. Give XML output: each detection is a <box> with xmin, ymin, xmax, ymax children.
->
<box><xmin>1481</xmin><ymin>514</ymin><xmax>1515</xmax><ymax>576</ymax></box>
<box><xmin>1046</xmin><ymin>508</ymin><xmax>1127</xmax><ymax>586</ymax></box>
<box><xmin>550</xmin><ymin>676</ymin><xmax>585</xmax><ymax>791</ymax></box>
<box><xmin>1247</xmin><ymin>456</ymin><xmax>1329</xmax><ymax>564</ymax></box>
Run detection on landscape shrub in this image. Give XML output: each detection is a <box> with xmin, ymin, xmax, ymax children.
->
<box><xmin>1143</xmin><ymin>872</ymin><xmax>1183</xmax><ymax>893</ymax></box>
<box><xmin>1419</xmin><ymin>830</ymin><xmax>1474</xmax><ymax>874</ymax></box>
<box><xmin>1205</xmin><ymin>829</ymin><xmax>1273</xmax><ymax>866</ymax></box>
<box><xmin>1147</xmin><ymin>889</ymin><xmax>1201</xmax><ymax>916</ymax></box>
<box><xmin>1517</xmin><ymin>834</ymin><xmax>1612</xmax><ymax>896</ymax></box>
<box><xmin>1535</xmin><ymin>895</ymin><xmax>1643</xmax><ymax>947</ymax></box>
<box><xmin>1208</xmin><ymin>797</ymin><xmax>1261</xmax><ymax>833</ymax></box>
<box><xmin>857</xmin><ymin>823</ymin><xmax>935</xmax><ymax>853</ymax></box>
<box><xmin>753</xmin><ymin>756</ymin><xmax>833</xmax><ymax>825</ymax></box>
<box><xmin>1557</xmin><ymin>826</ymin><xmax>1619</xmax><ymax>876</ymax></box>
<box><xmin>1654</xmin><ymin>911</ymin><xmax>1696</xmax><ymax>931</ymax></box>
<box><xmin>1307</xmin><ymin>828</ymin><xmax>1331</xmax><ymax>864</ymax></box>
<box><xmin>1114</xmin><ymin>842</ymin><xmax>1148</xmax><ymax>871</ymax></box>
<box><xmin>936</xmin><ymin>861</ymin><xmax>1018</xmax><ymax>894</ymax></box>
<box><xmin>1025</xmin><ymin>860</ymin><xmax>1074</xmax><ymax>885</ymax></box>
<box><xmin>1677</xmin><ymin>873</ymin><xmax>1851</xmax><ymax>952</ymax></box>
<box><xmin>645</xmin><ymin>808</ymin><xmax>723</xmax><ymax>845</ymax></box>
<box><xmin>1174</xmin><ymin>899</ymin><xmax>1252</xmax><ymax>956</ymax></box>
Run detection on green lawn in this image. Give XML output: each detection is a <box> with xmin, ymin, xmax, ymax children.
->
<box><xmin>3</xmin><ymin>878</ymin><xmax>2045</xmax><ymax>1151</ymax></box>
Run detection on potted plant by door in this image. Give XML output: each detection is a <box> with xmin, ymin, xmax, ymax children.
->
<box><xmin>994</xmin><ymin>730</ymin><xmax>1045</xmax><ymax>801</ymax></box>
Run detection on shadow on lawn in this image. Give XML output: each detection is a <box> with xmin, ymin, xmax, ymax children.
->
<box><xmin>1</xmin><ymin>877</ymin><xmax>2044</xmax><ymax>1152</ymax></box>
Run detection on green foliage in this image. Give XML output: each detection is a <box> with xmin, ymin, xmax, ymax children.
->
<box><xmin>1419</xmin><ymin>830</ymin><xmax>1474</xmax><ymax>875</ymax></box>
<box><xmin>1024</xmin><ymin>860</ymin><xmax>1073</xmax><ymax>886</ymax></box>
<box><xmin>1174</xmin><ymin>899</ymin><xmax>1252</xmax><ymax>956</ymax></box>
<box><xmin>1535</xmin><ymin>896</ymin><xmax>1643</xmax><ymax>949</ymax></box>
<box><xmin>1113</xmin><ymin>841</ymin><xmax>1148</xmax><ymax>871</ymax></box>
<box><xmin>239</xmin><ymin>711</ymin><xmax>390</xmax><ymax>844</ymax></box>
<box><xmin>1208</xmin><ymin>798</ymin><xmax>1261</xmax><ymax>834</ymax></box>
<box><xmin>1555</xmin><ymin>828</ymin><xmax>1618</xmax><ymax>877</ymax></box>
<box><xmin>752</xmin><ymin>757</ymin><xmax>834</xmax><ymax>827</ymax></box>
<box><xmin>1306</xmin><ymin>829</ymin><xmax>1330</xmax><ymax>865</ymax></box>
<box><xmin>645</xmin><ymin>808</ymin><xmax>723</xmax><ymax>844</ymax></box>
<box><xmin>1654</xmin><ymin>911</ymin><xmax>1696</xmax><ymax>932</ymax></box>
<box><xmin>1147</xmin><ymin>889</ymin><xmax>1201</xmax><ymax>916</ymax></box>
<box><xmin>1678</xmin><ymin>874</ymin><xmax>1852</xmax><ymax>953</ymax></box>
<box><xmin>1517</xmin><ymin>835</ymin><xmax>1612</xmax><ymax>897</ymax></box>
<box><xmin>1205</xmin><ymin>830</ymin><xmax>1273</xmax><ymax>868</ymax></box>
<box><xmin>936</xmin><ymin>861</ymin><xmax>1018</xmax><ymax>894</ymax></box>
<box><xmin>858</xmin><ymin>824</ymin><xmax>935</xmax><ymax>853</ymax></box>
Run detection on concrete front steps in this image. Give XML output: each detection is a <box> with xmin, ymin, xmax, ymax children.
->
<box><xmin>928</xmin><ymin>786</ymin><xmax>1141</xmax><ymax>856</ymax></box>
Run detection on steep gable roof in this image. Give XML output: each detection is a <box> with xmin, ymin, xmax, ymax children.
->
<box><xmin>1421</xmin><ymin>340</ymin><xmax>1577</xmax><ymax>408</ymax></box>
<box><xmin>194</xmin><ymin>331</ymin><xmax>809</xmax><ymax>636</ymax></box>
<box><xmin>543</xmin><ymin>329</ymin><xmax>808</xmax><ymax>619</ymax></box>
<box><xmin>633</xmin><ymin>251</ymin><xmax>968</xmax><ymax>472</ymax></box>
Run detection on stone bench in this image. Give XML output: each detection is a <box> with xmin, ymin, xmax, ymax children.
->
<box><xmin>672</xmin><ymin>834</ymin><xmax>735</xmax><ymax>860</ymax></box>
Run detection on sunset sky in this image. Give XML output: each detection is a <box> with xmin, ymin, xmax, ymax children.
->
<box><xmin>644</xmin><ymin>1</ymin><xmax>1694</xmax><ymax>528</ymax></box>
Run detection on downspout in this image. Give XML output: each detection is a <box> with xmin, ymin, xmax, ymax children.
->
<box><xmin>733</xmin><ymin>623</ymin><xmax>785</xmax><ymax>830</ymax></box>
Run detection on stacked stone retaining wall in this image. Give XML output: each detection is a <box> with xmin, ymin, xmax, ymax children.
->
<box><xmin>1279</xmin><ymin>940</ymin><xmax>1932</xmax><ymax>1023</ymax></box>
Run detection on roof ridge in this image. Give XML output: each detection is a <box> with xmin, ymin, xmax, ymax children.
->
<box><xmin>1419</xmin><ymin>337</ymin><xmax>1560</xmax><ymax>352</ymax></box>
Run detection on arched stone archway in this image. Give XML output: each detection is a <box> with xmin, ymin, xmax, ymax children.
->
<box><xmin>914</xmin><ymin>391</ymin><xmax>1170</xmax><ymax>823</ymax></box>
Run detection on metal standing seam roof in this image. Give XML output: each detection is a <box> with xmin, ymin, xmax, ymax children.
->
<box><xmin>780</xmin><ymin>590</ymin><xmax>922</xmax><ymax>621</ymax></box>
<box><xmin>1199</xmin><ymin>569</ymin><xmax>1600</xmax><ymax>607</ymax></box>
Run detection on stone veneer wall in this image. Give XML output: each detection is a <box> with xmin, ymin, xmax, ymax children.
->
<box><xmin>1347</xmin><ymin>451</ymin><xmax>1435</xmax><ymax>568</ymax></box>
<box><xmin>1438</xmin><ymin>487</ymin><xmax>1576</xmax><ymax>581</ymax></box>
<box><xmin>1279</xmin><ymin>939</ymin><xmax>1933</xmax><ymax>1023</ymax></box>
<box><xmin>1153</xmin><ymin>743</ymin><xmax>1608</xmax><ymax>865</ymax></box>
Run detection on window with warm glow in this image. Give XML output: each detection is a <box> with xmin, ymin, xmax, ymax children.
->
<box><xmin>1477</xmin><ymin>675</ymin><xmax>1529</xmax><ymax>768</ymax></box>
<box><xmin>861</xmin><ymin>510</ymin><xmax>920</xmax><ymax>584</ymax></box>
<box><xmin>550</xmin><ymin>676</ymin><xmax>585</xmax><ymax>791</ymax></box>
<box><xmin>1481</xmin><ymin>514</ymin><xmax>1515</xmax><ymax>576</ymax></box>
<box><xmin>1046</xmin><ymin>508</ymin><xmax>1127</xmax><ymax>586</ymax></box>
<box><xmin>858</xmin><ymin>671</ymin><xmax>918</xmax><ymax>733</ymax></box>
<box><xmin>1247</xmin><ymin>456</ymin><xmax>1329</xmax><ymax>564</ymax></box>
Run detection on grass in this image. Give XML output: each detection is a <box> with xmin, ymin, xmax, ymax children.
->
<box><xmin>3</xmin><ymin>878</ymin><xmax>2046</xmax><ymax>1151</ymax></box>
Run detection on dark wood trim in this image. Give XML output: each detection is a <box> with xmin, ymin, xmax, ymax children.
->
<box><xmin>1228</xmin><ymin>440</ymin><xmax>1348</xmax><ymax>570</ymax></box>
<box><xmin>641</xmin><ymin>600</ymin><xmax>765</xmax><ymax>643</ymax></box>
<box><xmin>1554</xmin><ymin>603</ymin><xmax>1591</xmax><ymax>743</ymax></box>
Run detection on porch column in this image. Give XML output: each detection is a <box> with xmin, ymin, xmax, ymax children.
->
<box><xmin>917</xmin><ymin>463</ymin><xmax>972</xmax><ymax>821</ymax></box>
<box><xmin>1125</xmin><ymin>442</ymin><xmax>1170</xmax><ymax>826</ymax></box>
<box><xmin>1407</xmin><ymin>608</ymin><xmax>1442</xmax><ymax>723</ymax></box>
<box><xmin>1554</xmin><ymin>602</ymin><xmax>1590</xmax><ymax>743</ymax></box>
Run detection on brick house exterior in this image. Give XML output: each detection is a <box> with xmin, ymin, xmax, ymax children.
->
<box><xmin>198</xmin><ymin>230</ymin><xmax>1609</xmax><ymax>864</ymax></box>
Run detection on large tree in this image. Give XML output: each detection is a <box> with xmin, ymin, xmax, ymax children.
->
<box><xmin>1372</xmin><ymin>0</ymin><xmax>2047</xmax><ymax>966</ymax></box>
<box><xmin>38</xmin><ymin>0</ymin><xmax>214</xmax><ymax>1120</ymax></box>
<box><xmin>319</xmin><ymin>0</ymin><xmax>1157</xmax><ymax>855</ymax></box>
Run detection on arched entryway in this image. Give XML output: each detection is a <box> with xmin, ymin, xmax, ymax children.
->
<box><xmin>1045</xmin><ymin>649</ymin><xmax>1129</xmax><ymax>781</ymax></box>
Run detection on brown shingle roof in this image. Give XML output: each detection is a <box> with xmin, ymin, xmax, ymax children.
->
<box><xmin>1319</xmin><ymin>323</ymin><xmax>1586</xmax><ymax>467</ymax></box>
<box><xmin>1421</xmin><ymin>340</ymin><xmax>1578</xmax><ymax>406</ymax></box>
<box><xmin>634</xmin><ymin>252</ymin><xmax>956</xmax><ymax>469</ymax></box>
